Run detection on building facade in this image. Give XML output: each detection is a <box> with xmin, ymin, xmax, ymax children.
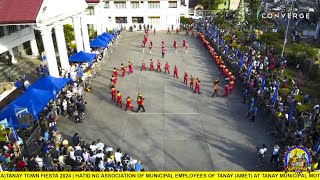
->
<box><xmin>83</xmin><ymin>0</ymin><xmax>190</xmax><ymax>31</ymax></box>
<box><xmin>0</xmin><ymin>0</ymin><xmax>89</xmax><ymax>78</ymax></box>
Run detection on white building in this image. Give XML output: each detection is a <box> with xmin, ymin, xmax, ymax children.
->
<box><xmin>0</xmin><ymin>0</ymin><xmax>191</xmax><ymax>79</ymax></box>
<box><xmin>0</xmin><ymin>0</ymin><xmax>90</xmax><ymax>78</ymax></box>
<box><xmin>83</xmin><ymin>0</ymin><xmax>190</xmax><ymax>31</ymax></box>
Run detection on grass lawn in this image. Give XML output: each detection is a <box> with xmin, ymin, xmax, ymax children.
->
<box><xmin>216</xmin><ymin>19</ymin><xmax>320</xmax><ymax>100</ymax></box>
<box><xmin>283</xmin><ymin>67</ymin><xmax>320</xmax><ymax>98</ymax></box>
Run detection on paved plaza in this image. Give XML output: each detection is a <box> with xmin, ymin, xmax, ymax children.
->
<box><xmin>58</xmin><ymin>31</ymin><xmax>274</xmax><ymax>171</ymax></box>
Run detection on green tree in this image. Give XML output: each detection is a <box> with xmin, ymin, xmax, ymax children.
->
<box><xmin>63</xmin><ymin>24</ymin><xmax>75</xmax><ymax>46</ymax></box>
<box><xmin>180</xmin><ymin>17</ymin><xmax>192</xmax><ymax>24</ymax></box>
<box><xmin>197</xmin><ymin>0</ymin><xmax>222</xmax><ymax>10</ymax></box>
<box><xmin>0</xmin><ymin>125</ymin><xmax>11</xmax><ymax>142</ymax></box>
<box><xmin>88</xmin><ymin>27</ymin><xmax>97</xmax><ymax>39</ymax></box>
<box><xmin>246</xmin><ymin>0</ymin><xmax>260</xmax><ymax>15</ymax></box>
<box><xmin>236</xmin><ymin>0</ymin><xmax>246</xmax><ymax>23</ymax></box>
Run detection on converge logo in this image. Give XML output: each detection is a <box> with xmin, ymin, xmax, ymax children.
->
<box><xmin>261</xmin><ymin>12</ymin><xmax>310</xmax><ymax>19</ymax></box>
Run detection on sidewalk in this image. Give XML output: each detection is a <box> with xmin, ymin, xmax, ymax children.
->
<box><xmin>0</xmin><ymin>57</ymin><xmax>45</xmax><ymax>82</ymax></box>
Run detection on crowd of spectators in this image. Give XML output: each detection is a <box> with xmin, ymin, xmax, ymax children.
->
<box><xmin>198</xmin><ymin>15</ymin><xmax>319</xmax><ymax>170</ymax></box>
<box><xmin>2</xmin><ymin>30</ymin><xmax>144</xmax><ymax>171</ymax></box>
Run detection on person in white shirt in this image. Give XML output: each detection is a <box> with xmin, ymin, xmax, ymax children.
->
<box><xmin>24</xmin><ymin>80</ymin><xmax>30</xmax><ymax>89</ymax></box>
<box><xmin>96</xmin><ymin>139</ymin><xmax>104</xmax><ymax>151</ymax></box>
<box><xmin>74</xmin><ymin>145</ymin><xmax>82</xmax><ymax>151</ymax></box>
<box><xmin>90</xmin><ymin>142</ymin><xmax>97</xmax><ymax>153</ymax></box>
<box><xmin>35</xmin><ymin>155</ymin><xmax>44</xmax><ymax>169</ymax></box>
<box><xmin>69</xmin><ymin>149</ymin><xmax>76</xmax><ymax>160</ymax></box>
<box><xmin>257</xmin><ymin>144</ymin><xmax>267</xmax><ymax>167</ymax></box>
<box><xmin>105</xmin><ymin>146</ymin><xmax>113</xmax><ymax>152</ymax></box>
<box><xmin>82</xmin><ymin>150</ymin><xmax>90</xmax><ymax>163</ymax></box>
<box><xmin>114</xmin><ymin>148</ymin><xmax>123</xmax><ymax>163</ymax></box>
<box><xmin>270</xmin><ymin>144</ymin><xmax>280</xmax><ymax>163</ymax></box>
<box><xmin>96</xmin><ymin>150</ymin><xmax>105</xmax><ymax>160</ymax></box>
<box><xmin>90</xmin><ymin>154</ymin><xmax>96</xmax><ymax>165</ymax></box>
<box><xmin>98</xmin><ymin>160</ymin><xmax>105</xmax><ymax>171</ymax></box>
<box><xmin>62</xmin><ymin>99</ymin><xmax>68</xmax><ymax>115</ymax></box>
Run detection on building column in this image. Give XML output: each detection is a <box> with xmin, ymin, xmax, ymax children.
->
<box><xmin>96</xmin><ymin>23</ymin><xmax>102</xmax><ymax>35</ymax></box>
<box><xmin>144</xmin><ymin>16</ymin><xmax>148</xmax><ymax>25</ymax></box>
<box><xmin>30</xmin><ymin>26</ymin><xmax>40</xmax><ymax>56</ymax></box>
<box><xmin>40</xmin><ymin>27</ymin><xmax>60</xmax><ymax>77</ymax></box>
<box><xmin>72</xmin><ymin>16</ymin><xmax>84</xmax><ymax>52</ymax></box>
<box><xmin>17</xmin><ymin>44</ymin><xmax>26</xmax><ymax>56</ymax></box>
<box><xmin>94</xmin><ymin>5</ymin><xmax>102</xmax><ymax>35</ymax></box>
<box><xmin>81</xmin><ymin>19</ymin><xmax>91</xmax><ymax>52</ymax></box>
<box><xmin>8</xmin><ymin>49</ymin><xmax>17</xmax><ymax>64</ymax></box>
<box><xmin>30</xmin><ymin>39</ymin><xmax>39</xmax><ymax>56</ymax></box>
<box><xmin>54</xmin><ymin>24</ymin><xmax>70</xmax><ymax>72</ymax></box>
<box><xmin>127</xmin><ymin>16</ymin><xmax>132</xmax><ymax>27</ymax></box>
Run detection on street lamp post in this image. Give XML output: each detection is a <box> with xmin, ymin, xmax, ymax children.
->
<box><xmin>281</xmin><ymin>0</ymin><xmax>295</xmax><ymax>58</ymax></box>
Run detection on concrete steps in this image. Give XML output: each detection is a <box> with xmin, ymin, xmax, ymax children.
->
<box><xmin>0</xmin><ymin>57</ymin><xmax>45</xmax><ymax>82</ymax></box>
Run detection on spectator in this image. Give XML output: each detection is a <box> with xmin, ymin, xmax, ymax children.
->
<box><xmin>270</xmin><ymin>144</ymin><xmax>280</xmax><ymax>163</ymax></box>
<box><xmin>134</xmin><ymin>160</ymin><xmax>143</xmax><ymax>172</ymax></box>
<box><xmin>14</xmin><ymin>79</ymin><xmax>23</xmax><ymax>90</ymax></box>
<box><xmin>257</xmin><ymin>144</ymin><xmax>267</xmax><ymax>167</ymax></box>
<box><xmin>72</xmin><ymin>133</ymin><xmax>80</xmax><ymax>146</ymax></box>
<box><xmin>114</xmin><ymin>148</ymin><xmax>122</xmax><ymax>163</ymax></box>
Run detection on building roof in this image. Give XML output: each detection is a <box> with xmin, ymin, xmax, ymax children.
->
<box><xmin>85</xmin><ymin>0</ymin><xmax>101</xmax><ymax>3</ymax></box>
<box><xmin>0</xmin><ymin>0</ymin><xmax>44</xmax><ymax>24</ymax></box>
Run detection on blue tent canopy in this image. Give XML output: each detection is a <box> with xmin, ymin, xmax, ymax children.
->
<box><xmin>90</xmin><ymin>37</ymin><xmax>109</xmax><ymax>48</ymax></box>
<box><xmin>101</xmin><ymin>33</ymin><xmax>114</xmax><ymax>40</ymax></box>
<box><xmin>0</xmin><ymin>76</ymin><xmax>70</xmax><ymax>128</ymax></box>
<box><xmin>0</xmin><ymin>89</ymin><xmax>54</xmax><ymax>128</ymax></box>
<box><xmin>27</xmin><ymin>76</ymin><xmax>70</xmax><ymax>93</ymax></box>
<box><xmin>69</xmin><ymin>51</ymin><xmax>96</xmax><ymax>63</ymax></box>
<box><xmin>97</xmin><ymin>35</ymin><xmax>111</xmax><ymax>43</ymax></box>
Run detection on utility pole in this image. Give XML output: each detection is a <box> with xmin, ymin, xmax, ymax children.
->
<box><xmin>237</xmin><ymin>0</ymin><xmax>246</xmax><ymax>23</ymax></box>
<box><xmin>281</xmin><ymin>0</ymin><xmax>295</xmax><ymax>58</ymax></box>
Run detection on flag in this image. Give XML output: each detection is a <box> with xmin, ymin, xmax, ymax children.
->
<box><xmin>233</xmin><ymin>52</ymin><xmax>237</xmax><ymax>60</ymax></box>
<box><xmin>247</xmin><ymin>63</ymin><xmax>254</xmax><ymax>77</ymax></box>
<box><xmin>221</xmin><ymin>39</ymin><xmax>225</xmax><ymax>46</ymax></box>
<box><xmin>225</xmin><ymin>45</ymin><xmax>229</xmax><ymax>54</ymax></box>
<box><xmin>53</xmin><ymin>89</ymin><xmax>57</xmax><ymax>100</ymax></box>
<box><xmin>256</xmin><ymin>2</ymin><xmax>265</xmax><ymax>24</ymax></box>
<box><xmin>235</xmin><ymin>49</ymin><xmax>239</xmax><ymax>58</ymax></box>
<box><xmin>8</xmin><ymin>117</ymin><xmax>19</xmax><ymax>142</ymax></box>
<box><xmin>238</xmin><ymin>54</ymin><xmax>245</xmax><ymax>68</ymax></box>
<box><xmin>31</xmin><ymin>100</ymin><xmax>38</xmax><ymax>120</ymax></box>
<box><xmin>78</xmin><ymin>64</ymin><xmax>83</xmax><ymax>78</ymax></box>
<box><xmin>288</xmin><ymin>100</ymin><xmax>294</xmax><ymax>122</ymax></box>
<box><xmin>262</xmin><ymin>74</ymin><xmax>267</xmax><ymax>89</ymax></box>
<box><xmin>272</xmin><ymin>84</ymin><xmax>279</xmax><ymax>104</ymax></box>
<box><xmin>213</xmin><ymin>29</ymin><xmax>217</xmax><ymax>39</ymax></box>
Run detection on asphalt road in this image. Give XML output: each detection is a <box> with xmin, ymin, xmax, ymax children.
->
<box><xmin>58</xmin><ymin>31</ymin><xmax>275</xmax><ymax>171</ymax></box>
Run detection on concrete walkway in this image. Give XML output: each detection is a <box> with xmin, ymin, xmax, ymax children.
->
<box><xmin>58</xmin><ymin>31</ymin><xmax>274</xmax><ymax>171</ymax></box>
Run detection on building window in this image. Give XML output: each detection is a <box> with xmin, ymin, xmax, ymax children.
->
<box><xmin>114</xmin><ymin>1</ymin><xmax>126</xmax><ymax>9</ymax></box>
<box><xmin>87</xmin><ymin>6</ymin><xmax>95</xmax><ymax>15</ymax></box>
<box><xmin>7</xmin><ymin>25</ymin><xmax>18</xmax><ymax>34</ymax></box>
<box><xmin>148</xmin><ymin>1</ymin><xmax>160</xmax><ymax>8</ymax></box>
<box><xmin>115</xmin><ymin>17</ymin><xmax>128</xmax><ymax>23</ymax></box>
<box><xmin>169</xmin><ymin>1</ymin><xmax>177</xmax><ymax>8</ymax></box>
<box><xmin>20</xmin><ymin>25</ymin><xmax>29</xmax><ymax>29</ymax></box>
<box><xmin>104</xmin><ymin>1</ymin><xmax>110</xmax><ymax>8</ymax></box>
<box><xmin>181</xmin><ymin>0</ymin><xmax>185</xmax><ymax>6</ymax></box>
<box><xmin>131</xmin><ymin>1</ymin><xmax>140</xmax><ymax>8</ymax></box>
<box><xmin>0</xmin><ymin>27</ymin><xmax>5</xmax><ymax>37</ymax></box>
<box><xmin>148</xmin><ymin>16</ymin><xmax>160</xmax><ymax>24</ymax></box>
<box><xmin>132</xmin><ymin>17</ymin><xmax>144</xmax><ymax>23</ymax></box>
